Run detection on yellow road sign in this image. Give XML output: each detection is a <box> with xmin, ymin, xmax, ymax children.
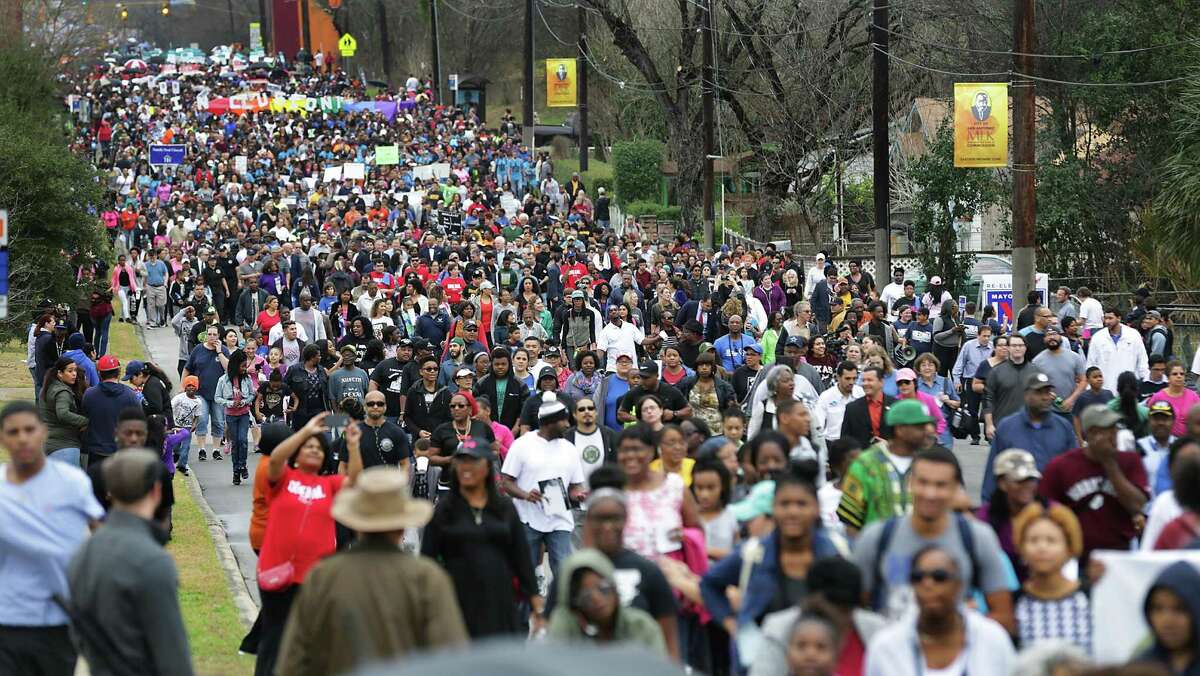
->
<box><xmin>338</xmin><ymin>34</ymin><xmax>357</xmax><ymax>57</ymax></box>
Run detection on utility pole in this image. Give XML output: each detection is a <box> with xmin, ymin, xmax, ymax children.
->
<box><xmin>701</xmin><ymin>0</ymin><xmax>715</xmax><ymax>249</ymax></box>
<box><xmin>523</xmin><ymin>0</ymin><xmax>535</xmax><ymax>148</ymax></box>
<box><xmin>429</xmin><ymin>0</ymin><xmax>442</xmax><ymax>104</ymax></box>
<box><xmin>577</xmin><ymin>4</ymin><xmax>589</xmax><ymax>171</ymax></box>
<box><xmin>300</xmin><ymin>0</ymin><xmax>311</xmax><ymax>54</ymax></box>
<box><xmin>377</xmin><ymin>0</ymin><xmax>393</xmax><ymax>85</ymax></box>
<box><xmin>871</xmin><ymin>0</ymin><xmax>891</xmax><ymax>279</ymax></box>
<box><xmin>258</xmin><ymin>0</ymin><xmax>270</xmax><ymax>52</ymax></box>
<box><xmin>1011</xmin><ymin>0</ymin><xmax>1036</xmax><ymax>309</ymax></box>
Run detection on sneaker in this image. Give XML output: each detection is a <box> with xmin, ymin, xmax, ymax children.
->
<box><xmin>197</xmin><ymin>448</ymin><xmax>207</xmax><ymax>461</ymax></box>
<box><xmin>212</xmin><ymin>449</ymin><xmax>223</xmax><ymax>461</ymax></box>
<box><xmin>241</xmin><ymin>467</ymin><xmax>249</xmax><ymax>480</ymax></box>
<box><xmin>233</xmin><ymin>474</ymin><xmax>241</xmax><ymax>486</ymax></box>
<box><xmin>179</xmin><ymin>467</ymin><xmax>190</xmax><ymax>476</ymax></box>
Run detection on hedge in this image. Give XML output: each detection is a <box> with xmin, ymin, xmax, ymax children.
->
<box><xmin>625</xmin><ymin>200</ymin><xmax>682</xmax><ymax>222</ymax></box>
<box><xmin>612</xmin><ymin>139</ymin><xmax>664</xmax><ymax>206</ymax></box>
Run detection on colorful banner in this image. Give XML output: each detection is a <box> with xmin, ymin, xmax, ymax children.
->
<box><xmin>953</xmin><ymin>83</ymin><xmax>1008</xmax><ymax>168</ymax></box>
<box><xmin>249</xmin><ymin>22</ymin><xmax>263</xmax><ymax>52</ymax></box>
<box><xmin>545</xmin><ymin>58</ymin><xmax>577</xmax><ymax>108</ymax></box>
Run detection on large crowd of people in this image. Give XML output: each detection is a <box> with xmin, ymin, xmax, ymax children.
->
<box><xmin>3</xmin><ymin>53</ymin><xmax>1200</xmax><ymax>676</ymax></box>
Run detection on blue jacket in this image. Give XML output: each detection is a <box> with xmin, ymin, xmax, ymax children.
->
<box><xmin>82</xmin><ymin>381</ymin><xmax>141</xmax><ymax>457</ymax></box>
<box><xmin>415</xmin><ymin>311</ymin><xmax>451</xmax><ymax>348</ymax></box>
<box><xmin>700</xmin><ymin>528</ymin><xmax>844</xmax><ymax>630</ymax></box>
<box><xmin>981</xmin><ymin>408</ymin><xmax>1077</xmax><ymax>500</ymax></box>
<box><xmin>64</xmin><ymin>349</ymin><xmax>99</xmax><ymax>388</ymax></box>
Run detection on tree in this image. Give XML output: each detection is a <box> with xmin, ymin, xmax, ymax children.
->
<box><xmin>0</xmin><ymin>46</ymin><xmax>108</xmax><ymax>342</ymax></box>
<box><xmin>905</xmin><ymin>120</ymin><xmax>1008</xmax><ymax>294</ymax></box>
<box><xmin>1152</xmin><ymin>61</ymin><xmax>1200</xmax><ymax>282</ymax></box>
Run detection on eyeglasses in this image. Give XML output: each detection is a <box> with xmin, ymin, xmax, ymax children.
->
<box><xmin>365</xmin><ymin>401</ymin><xmax>386</xmax><ymax>407</ymax></box>
<box><xmin>577</xmin><ymin>405</ymin><xmax>595</xmax><ymax>412</ymax></box>
<box><xmin>449</xmin><ymin>402</ymin><xmax>469</xmax><ymax>409</ymax></box>
<box><xmin>909</xmin><ymin>568</ymin><xmax>957</xmax><ymax>584</ymax></box>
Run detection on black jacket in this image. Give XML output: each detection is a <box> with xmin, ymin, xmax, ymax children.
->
<box><xmin>474</xmin><ymin>374</ymin><xmax>529</xmax><ymax>431</ymax></box>
<box><xmin>675</xmin><ymin>301</ymin><xmax>722</xmax><ymax>342</ymax></box>
<box><xmin>840</xmin><ymin>394</ymin><xmax>896</xmax><ymax>449</ymax></box>
<box><xmin>233</xmin><ymin>288</ymin><xmax>272</xmax><ymax>328</ymax></box>
<box><xmin>141</xmin><ymin>373</ymin><xmax>172</xmax><ymax>421</ymax></box>
<box><xmin>403</xmin><ymin>382</ymin><xmax>452</xmax><ymax>438</ymax></box>
<box><xmin>564</xmin><ymin>426</ymin><xmax>617</xmax><ymax>465</ymax></box>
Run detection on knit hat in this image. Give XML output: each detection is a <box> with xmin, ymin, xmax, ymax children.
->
<box><xmin>182</xmin><ymin>375</ymin><xmax>200</xmax><ymax>390</ymax></box>
<box><xmin>537</xmin><ymin>391</ymin><xmax>568</xmax><ymax>421</ymax></box>
<box><xmin>66</xmin><ymin>333</ymin><xmax>86</xmax><ymax>350</ymax></box>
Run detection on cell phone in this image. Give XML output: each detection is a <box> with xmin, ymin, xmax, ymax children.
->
<box><xmin>326</xmin><ymin>414</ymin><xmax>348</xmax><ymax>436</ymax></box>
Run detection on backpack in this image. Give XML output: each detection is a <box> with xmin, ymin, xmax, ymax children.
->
<box><xmin>869</xmin><ymin>513</ymin><xmax>981</xmax><ymax>612</ymax></box>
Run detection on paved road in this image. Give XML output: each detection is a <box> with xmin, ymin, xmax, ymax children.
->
<box><xmin>142</xmin><ymin>325</ymin><xmax>261</xmax><ymax>604</ymax></box>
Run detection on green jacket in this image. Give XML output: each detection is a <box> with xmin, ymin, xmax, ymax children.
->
<box><xmin>39</xmin><ymin>378</ymin><xmax>88</xmax><ymax>453</ymax></box>
<box><xmin>836</xmin><ymin>442</ymin><xmax>913</xmax><ymax>532</ymax></box>
<box><xmin>546</xmin><ymin>548</ymin><xmax>667</xmax><ymax>655</ymax></box>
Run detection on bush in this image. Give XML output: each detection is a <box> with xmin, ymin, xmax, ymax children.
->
<box><xmin>612</xmin><ymin>139</ymin><xmax>664</xmax><ymax>206</ymax></box>
<box><xmin>625</xmin><ymin>200</ymin><xmax>681</xmax><ymax>222</ymax></box>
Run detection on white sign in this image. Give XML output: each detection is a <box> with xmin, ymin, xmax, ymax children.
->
<box><xmin>411</xmin><ymin>162</ymin><xmax>451</xmax><ymax>182</ymax></box>
<box><xmin>0</xmin><ymin>295</ymin><xmax>8</xmax><ymax>320</ymax></box>
<box><xmin>342</xmin><ymin>162</ymin><xmax>365</xmax><ymax>180</ymax></box>
<box><xmin>1092</xmin><ymin>551</ymin><xmax>1200</xmax><ymax>663</ymax></box>
<box><xmin>323</xmin><ymin>166</ymin><xmax>342</xmax><ymax>183</ymax></box>
<box><xmin>449</xmin><ymin>73</ymin><xmax>459</xmax><ymax>91</ymax></box>
<box><xmin>0</xmin><ymin>208</ymin><xmax>7</xmax><ymax>247</ymax></box>
<box><xmin>234</xmin><ymin>155</ymin><xmax>248</xmax><ymax>174</ymax></box>
<box><xmin>978</xmin><ymin>272</ymin><xmax>1049</xmax><ymax>327</ymax></box>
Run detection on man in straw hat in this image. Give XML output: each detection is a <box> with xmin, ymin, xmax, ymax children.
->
<box><xmin>276</xmin><ymin>466</ymin><xmax>466</xmax><ymax>675</ymax></box>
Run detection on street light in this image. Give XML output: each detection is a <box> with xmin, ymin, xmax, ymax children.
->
<box><xmin>161</xmin><ymin>2</ymin><xmax>170</xmax><ymax>16</ymax></box>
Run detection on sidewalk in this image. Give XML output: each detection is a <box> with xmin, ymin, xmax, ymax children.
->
<box><xmin>141</xmin><ymin>324</ymin><xmax>262</xmax><ymax>606</ymax></box>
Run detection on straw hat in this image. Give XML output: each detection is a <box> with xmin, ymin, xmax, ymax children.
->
<box><xmin>331</xmin><ymin>467</ymin><xmax>433</xmax><ymax>532</ymax></box>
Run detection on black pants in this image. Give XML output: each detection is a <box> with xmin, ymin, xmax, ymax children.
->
<box><xmin>254</xmin><ymin>584</ymin><xmax>298</xmax><ymax>676</ymax></box>
<box><xmin>961</xmin><ymin>377</ymin><xmax>982</xmax><ymax>440</ymax></box>
<box><xmin>0</xmin><ymin>624</ymin><xmax>76</xmax><ymax>676</ymax></box>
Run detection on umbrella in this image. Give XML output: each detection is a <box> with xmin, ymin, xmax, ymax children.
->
<box><xmin>350</xmin><ymin>640</ymin><xmax>685</xmax><ymax>676</ymax></box>
<box><xmin>123</xmin><ymin>58</ymin><xmax>148</xmax><ymax>71</ymax></box>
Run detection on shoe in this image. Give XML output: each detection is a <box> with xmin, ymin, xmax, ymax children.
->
<box><xmin>179</xmin><ymin>467</ymin><xmax>190</xmax><ymax>476</ymax></box>
<box><xmin>241</xmin><ymin>467</ymin><xmax>249</xmax><ymax>480</ymax></box>
<box><xmin>197</xmin><ymin>448</ymin><xmax>207</xmax><ymax>461</ymax></box>
<box><xmin>212</xmin><ymin>449</ymin><xmax>223</xmax><ymax>461</ymax></box>
<box><xmin>233</xmin><ymin>474</ymin><xmax>241</xmax><ymax>486</ymax></box>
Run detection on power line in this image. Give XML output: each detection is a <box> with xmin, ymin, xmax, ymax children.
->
<box><xmin>438</xmin><ymin>0</ymin><xmax>523</xmax><ymax>23</ymax></box>
<box><xmin>870</xmin><ymin>23</ymin><xmax>1200</xmax><ymax>59</ymax></box>
<box><xmin>874</xmin><ymin>45</ymin><xmax>1200</xmax><ymax>87</ymax></box>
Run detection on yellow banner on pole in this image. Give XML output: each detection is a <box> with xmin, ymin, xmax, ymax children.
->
<box><xmin>546</xmin><ymin>58</ymin><xmax>577</xmax><ymax>108</ymax></box>
<box><xmin>953</xmin><ymin>83</ymin><xmax>1008</xmax><ymax>168</ymax></box>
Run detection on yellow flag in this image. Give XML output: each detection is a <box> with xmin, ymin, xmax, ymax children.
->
<box><xmin>953</xmin><ymin>83</ymin><xmax>1008</xmax><ymax>168</ymax></box>
<box><xmin>545</xmin><ymin>58</ymin><xmax>577</xmax><ymax>108</ymax></box>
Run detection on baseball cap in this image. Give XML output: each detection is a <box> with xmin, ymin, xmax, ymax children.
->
<box><xmin>182</xmin><ymin>375</ymin><xmax>200</xmax><ymax>390</ymax></box>
<box><xmin>1044</xmin><ymin>325</ymin><xmax>1061</xmax><ymax>336</ymax></box>
<box><xmin>121</xmin><ymin>360</ymin><xmax>146</xmax><ymax>381</ymax></box>
<box><xmin>929</xmin><ymin>276</ymin><xmax>943</xmax><ymax>285</ymax></box>
<box><xmin>97</xmin><ymin>355</ymin><xmax>120</xmax><ymax>372</ymax></box>
<box><xmin>683</xmin><ymin>319</ymin><xmax>704</xmax><ymax>335</ymax></box>
<box><xmin>545</xmin><ymin>346</ymin><xmax>562</xmax><ymax>358</ymax></box>
<box><xmin>992</xmin><ymin>449</ymin><xmax>1042</xmax><ymax>482</ymax></box>
<box><xmin>638</xmin><ymin>361</ymin><xmax>659</xmax><ymax>376</ymax></box>
<box><xmin>571</xmin><ymin>290</ymin><xmax>586</xmax><ymax>300</ymax></box>
<box><xmin>729</xmin><ymin>480</ymin><xmax>775</xmax><ymax>521</ymax></box>
<box><xmin>1146</xmin><ymin>310</ymin><xmax>1162</xmax><ymax>320</ymax></box>
<box><xmin>464</xmin><ymin>320</ymin><xmax>479</xmax><ymax>330</ymax></box>
<box><xmin>205</xmin><ymin>306</ymin><xmax>219</xmax><ymax>315</ymax></box>
<box><xmin>743</xmin><ymin>343</ymin><xmax>763</xmax><ymax>354</ymax></box>
<box><xmin>1149</xmin><ymin>401</ymin><xmax>1176</xmax><ymax>417</ymax></box>
<box><xmin>455</xmin><ymin>368</ymin><xmax>475</xmax><ymax>379</ymax></box>
<box><xmin>1023</xmin><ymin>370</ymin><xmax>1053</xmax><ymax>391</ymax></box>
<box><xmin>894</xmin><ymin>368</ymin><xmax>916</xmax><ymax>383</ymax></box>
<box><xmin>340</xmin><ymin>344</ymin><xmax>358</xmax><ymax>356</ymax></box>
<box><xmin>454</xmin><ymin>436</ymin><xmax>495</xmax><ymax>462</ymax></box>
<box><xmin>885</xmin><ymin>399</ymin><xmax>934</xmax><ymax>426</ymax></box>
<box><xmin>538</xmin><ymin>366</ymin><xmax>558</xmax><ymax>382</ymax></box>
<box><xmin>398</xmin><ymin>338</ymin><xmax>414</xmax><ymax>348</ymax></box>
<box><xmin>614</xmin><ymin>352</ymin><xmax>634</xmax><ymax>363</ymax></box>
<box><xmin>785</xmin><ymin>335</ymin><xmax>807</xmax><ymax>348</ymax></box>
<box><xmin>1080</xmin><ymin>404</ymin><xmax>1122</xmax><ymax>432</ymax></box>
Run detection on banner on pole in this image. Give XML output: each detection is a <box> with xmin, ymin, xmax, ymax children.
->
<box><xmin>249</xmin><ymin>22</ymin><xmax>263</xmax><ymax>52</ymax></box>
<box><xmin>545</xmin><ymin>58</ymin><xmax>577</xmax><ymax>108</ymax></box>
<box><xmin>953</xmin><ymin>83</ymin><xmax>1008</xmax><ymax>168</ymax></box>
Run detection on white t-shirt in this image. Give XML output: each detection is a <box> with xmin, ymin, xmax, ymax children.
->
<box><xmin>572</xmin><ymin>428</ymin><xmax>606</xmax><ymax>481</ymax></box>
<box><xmin>815</xmin><ymin>384</ymin><xmax>864</xmax><ymax>441</ymax></box>
<box><xmin>598</xmin><ymin>321</ymin><xmax>645</xmax><ymax>372</ymax></box>
<box><xmin>171</xmin><ymin>393</ymin><xmax>204</xmax><ymax>428</ymax></box>
<box><xmin>1078</xmin><ymin>296</ymin><xmax>1104</xmax><ymax>330</ymax></box>
<box><xmin>501</xmin><ymin>433</ymin><xmax>585</xmax><ymax>533</ymax></box>
<box><xmin>880</xmin><ymin>282</ymin><xmax>905</xmax><ymax>320</ymax></box>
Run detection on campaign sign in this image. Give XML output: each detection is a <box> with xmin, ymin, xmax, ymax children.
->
<box><xmin>439</xmin><ymin>211</ymin><xmax>463</xmax><ymax>238</ymax></box>
<box><xmin>149</xmin><ymin>144</ymin><xmax>186</xmax><ymax>166</ymax></box>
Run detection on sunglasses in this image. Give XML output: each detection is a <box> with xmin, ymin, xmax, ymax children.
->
<box><xmin>449</xmin><ymin>402</ymin><xmax>469</xmax><ymax>409</ymax></box>
<box><xmin>365</xmin><ymin>401</ymin><xmax>386</xmax><ymax>407</ymax></box>
<box><xmin>421</xmin><ymin>367</ymin><xmax>438</xmax><ymax>372</ymax></box>
<box><xmin>577</xmin><ymin>405</ymin><xmax>595</xmax><ymax>412</ymax></box>
<box><xmin>909</xmin><ymin>568</ymin><xmax>957</xmax><ymax>584</ymax></box>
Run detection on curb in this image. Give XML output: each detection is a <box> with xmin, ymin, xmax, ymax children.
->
<box><xmin>135</xmin><ymin>325</ymin><xmax>259</xmax><ymax>629</ymax></box>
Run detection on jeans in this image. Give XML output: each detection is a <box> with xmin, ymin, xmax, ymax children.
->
<box><xmin>92</xmin><ymin>314</ymin><xmax>111</xmax><ymax>356</ymax></box>
<box><xmin>195</xmin><ymin>397</ymin><xmax>226</xmax><ymax>441</ymax></box>
<box><xmin>226</xmin><ymin>413</ymin><xmax>250</xmax><ymax>474</ymax></box>
<box><xmin>175</xmin><ymin>432</ymin><xmax>191</xmax><ymax>469</ymax></box>
<box><xmin>48</xmin><ymin>447</ymin><xmax>80</xmax><ymax>468</ymax></box>
<box><xmin>522</xmin><ymin>524</ymin><xmax>573</xmax><ymax>582</ymax></box>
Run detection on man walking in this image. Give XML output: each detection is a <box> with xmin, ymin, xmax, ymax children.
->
<box><xmin>980</xmin><ymin>370</ymin><xmax>1076</xmax><ymax>499</ymax></box>
<box><xmin>1086</xmin><ymin>306</ymin><xmax>1149</xmax><ymax>393</ymax></box>
<box><xmin>814</xmin><ymin>361</ymin><xmax>863</xmax><ymax>444</ymax></box>
<box><xmin>142</xmin><ymin>249</ymin><xmax>169</xmax><ymax>328</ymax></box>
<box><xmin>82</xmin><ymin>355</ymin><xmax>141</xmax><ymax>467</ymax></box>
<box><xmin>67</xmin><ymin>450</ymin><xmax>194</xmax><ymax>675</ymax></box>
<box><xmin>983</xmin><ymin>333</ymin><xmax>1032</xmax><ymax>440</ymax></box>
<box><xmin>0</xmin><ymin>402</ymin><xmax>104</xmax><ymax>676</ymax></box>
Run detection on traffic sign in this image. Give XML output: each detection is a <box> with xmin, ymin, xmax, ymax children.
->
<box><xmin>449</xmin><ymin>73</ymin><xmax>459</xmax><ymax>91</ymax></box>
<box><xmin>149</xmin><ymin>144</ymin><xmax>186</xmax><ymax>166</ymax></box>
<box><xmin>338</xmin><ymin>34</ymin><xmax>357</xmax><ymax>57</ymax></box>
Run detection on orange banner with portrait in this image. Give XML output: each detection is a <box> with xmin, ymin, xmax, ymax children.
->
<box><xmin>954</xmin><ymin>83</ymin><xmax>1008</xmax><ymax>168</ymax></box>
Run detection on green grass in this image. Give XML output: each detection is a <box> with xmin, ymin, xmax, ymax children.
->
<box><xmin>1</xmin><ymin>322</ymin><xmax>251</xmax><ymax>675</ymax></box>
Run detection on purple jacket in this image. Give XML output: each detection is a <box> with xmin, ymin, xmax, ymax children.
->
<box><xmin>753</xmin><ymin>283</ymin><xmax>786</xmax><ymax>316</ymax></box>
<box><xmin>163</xmin><ymin>428</ymin><xmax>190</xmax><ymax>475</ymax></box>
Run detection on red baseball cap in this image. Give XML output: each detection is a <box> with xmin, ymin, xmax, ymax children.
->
<box><xmin>97</xmin><ymin>355</ymin><xmax>120</xmax><ymax>372</ymax></box>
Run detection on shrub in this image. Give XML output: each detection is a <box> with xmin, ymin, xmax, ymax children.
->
<box><xmin>612</xmin><ymin>139</ymin><xmax>664</xmax><ymax>206</ymax></box>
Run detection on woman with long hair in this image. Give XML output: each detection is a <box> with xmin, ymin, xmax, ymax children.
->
<box><xmin>330</xmin><ymin>289</ymin><xmax>360</xmax><ymax>339</ymax></box>
<box><xmin>337</xmin><ymin>317</ymin><xmax>373</xmax><ymax>361</ymax></box>
<box><xmin>748</xmin><ymin>365</ymin><xmax>820</xmax><ymax>438</ymax></box>
<box><xmin>251</xmin><ymin>414</ymin><xmax>362</xmax><ymax>676</ymax></box>
<box><xmin>806</xmin><ymin>335</ymin><xmax>839</xmax><ymax>389</ymax></box>
<box><xmin>679</xmin><ymin>352</ymin><xmax>737</xmax><ymax>434</ymax></box>
<box><xmin>511</xmin><ymin>347</ymin><xmax>534</xmax><ymax>390</ymax></box>
<box><xmin>650</xmin><ymin>424</ymin><xmax>696</xmax><ymax>486</ymax></box>
<box><xmin>563</xmin><ymin>350</ymin><xmax>603</xmax><ymax>402</ymax></box>
<box><xmin>421</xmin><ymin>437</ymin><xmax>542</xmax><ymax>638</ymax></box>
<box><xmin>1109</xmin><ymin>370</ymin><xmax>1149</xmax><ymax>449</ymax></box>
<box><xmin>1146</xmin><ymin>360</ymin><xmax>1200</xmax><ymax>437</ymax></box>
<box><xmin>139</xmin><ymin>361</ymin><xmax>174</xmax><ymax>420</ymax></box>
<box><xmin>216</xmin><ymin>348</ymin><xmax>256</xmax><ymax>485</ymax></box>
<box><xmin>368</xmin><ymin>298</ymin><xmax>395</xmax><ymax>341</ymax></box>
<box><xmin>39</xmin><ymin>357</ymin><xmax>88</xmax><ymax>466</ymax></box>
<box><xmin>1011</xmin><ymin>502</ymin><xmax>1091</xmax><ymax>652</ymax></box>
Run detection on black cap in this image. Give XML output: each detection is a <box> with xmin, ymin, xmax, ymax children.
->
<box><xmin>412</xmin><ymin>337</ymin><xmax>431</xmax><ymax>351</ymax></box>
<box><xmin>398</xmin><ymin>338</ymin><xmax>414</xmax><ymax>348</ymax></box>
<box><xmin>454</xmin><ymin>436</ymin><xmax>495</xmax><ymax>462</ymax></box>
<box><xmin>639</xmin><ymin>361</ymin><xmax>659</xmax><ymax>376</ymax></box>
<box><xmin>683</xmin><ymin>319</ymin><xmax>704</xmax><ymax>335</ymax></box>
<box><xmin>538</xmin><ymin>366</ymin><xmax>558</xmax><ymax>382</ymax></box>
